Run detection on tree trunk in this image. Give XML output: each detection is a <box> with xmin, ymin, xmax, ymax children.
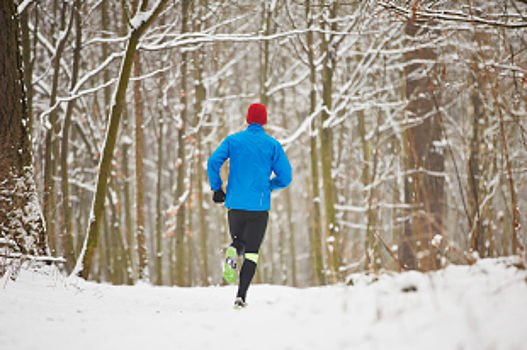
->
<box><xmin>260</xmin><ymin>1</ymin><xmax>272</xmax><ymax>107</ymax></box>
<box><xmin>193</xmin><ymin>0</ymin><xmax>209</xmax><ymax>285</ymax></box>
<box><xmin>281</xmin><ymin>100</ymin><xmax>297</xmax><ymax>287</ymax></box>
<box><xmin>133</xmin><ymin>46</ymin><xmax>148</xmax><ymax>281</ymax></box>
<box><xmin>102</xmin><ymin>204</ymin><xmax>112</xmax><ymax>280</ymax></box>
<box><xmin>20</xmin><ymin>3</ymin><xmax>34</xmax><ymax>148</ymax></box>
<box><xmin>102</xmin><ymin>0</ymin><xmax>112</xmax><ymax>110</ymax></box>
<box><xmin>60</xmin><ymin>0</ymin><xmax>82</xmax><ymax>273</ymax></box>
<box><xmin>320</xmin><ymin>0</ymin><xmax>339</xmax><ymax>280</ymax></box>
<box><xmin>467</xmin><ymin>63</ymin><xmax>485</xmax><ymax>257</ymax></box>
<box><xmin>174</xmin><ymin>0</ymin><xmax>190</xmax><ymax>287</ymax></box>
<box><xmin>401</xmin><ymin>20</ymin><xmax>444</xmax><ymax>272</ymax></box>
<box><xmin>107</xmin><ymin>184</ymin><xmax>124</xmax><ymax>284</ymax></box>
<box><xmin>359</xmin><ymin>110</ymin><xmax>381</xmax><ymax>272</ymax></box>
<box><xmin>0</xmin><ymin>0</ymin><xmax>46</xmax><ymax>272</ymax></box>
<box><xmin>122</xmin><ymin>118</ymin><xmax>138</xmax><ymax>284</ymax></box>
<box><xmin>305</xmin><ymin>0</ymin><xmax>325</xmax><ymax>286</ymax></box>
<box><xmin>132</xmin><ymin>0</ymin><xmax>149</xmax><ymax>282</ymax></box>
<box><xmin>155</xmin><ymin>109</ymin><xmax>164</xmax><ymax>285</ymax></box>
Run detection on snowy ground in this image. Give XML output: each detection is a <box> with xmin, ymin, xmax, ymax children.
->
<box><xmin>1</xmin><ymin>258</ymin><xmax>526</xmax><ymax>350</ymax></box>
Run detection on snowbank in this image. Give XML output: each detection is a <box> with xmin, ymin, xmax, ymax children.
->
<box><xmin>1</xmin><ymin>258</ymin><xmax>526</xmax><ymax>350</ymax></box>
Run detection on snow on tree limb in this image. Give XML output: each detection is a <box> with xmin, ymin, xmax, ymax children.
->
<box><xmin>378</xmin><ymin>1</ymin><xmax>527</xmax><ymax>28</ymax></box>
<box><xmin>17</xmin><ymin>0</ymin><xmax>35</xmax><ymax>15</ymax></box>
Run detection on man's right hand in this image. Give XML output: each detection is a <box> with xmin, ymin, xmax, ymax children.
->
<box><xmin>213</xmin><ymin>189</ymin><xmax>226</xmax><ymax>203</ymax></box>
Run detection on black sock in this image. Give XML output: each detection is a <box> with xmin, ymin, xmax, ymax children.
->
<box><xmin>237</xmin><ymin>259</ymin><xmax>256</xmax><ymax>302</ymax></box>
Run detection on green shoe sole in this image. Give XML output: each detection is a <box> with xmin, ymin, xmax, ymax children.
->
<box><xmin>223</xmin><ymin>247</ymin><xmax>237</xmax><ymax>284</ymax></box>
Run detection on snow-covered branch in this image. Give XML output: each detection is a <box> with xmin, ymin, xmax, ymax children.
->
<box><xmin>378</xmin><ymin>1</ymin><xmax>527</xmax><ymax>28</ymax></box>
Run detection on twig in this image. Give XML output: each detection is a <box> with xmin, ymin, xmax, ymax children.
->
<box><xmin>373</xmin><ymin>230</ymin><xmax>404</xmax><ymax>271</ymax></box>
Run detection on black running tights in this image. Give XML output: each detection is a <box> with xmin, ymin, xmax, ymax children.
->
<box><xmin>228</xmin><ymin>209</ymin><xmax>268</xmax><ymax>302</ymax></box>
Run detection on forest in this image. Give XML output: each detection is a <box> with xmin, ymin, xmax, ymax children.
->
<box><xmin>1</xmin><ymin>0</ymin><xmax>526</xmax><ymax>287</ymax></box>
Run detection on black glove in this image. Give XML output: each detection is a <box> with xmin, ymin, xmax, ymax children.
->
<box><xmin>212</xmin><ymin>189</ymin><xmax>226</xmax><ymax>203</ymax></box>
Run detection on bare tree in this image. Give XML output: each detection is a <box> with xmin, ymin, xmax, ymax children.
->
<box><xmin>76</xmin><ymin>0</ymin><xmax>169</xmax><ymax>279</ymax></box>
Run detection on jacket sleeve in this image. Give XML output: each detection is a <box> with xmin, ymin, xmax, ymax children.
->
<box><xmin>207</xmin><ymin>137</ymin><xmax>230</xmax><ymax>191</ymax></box>
<box><xmin>270</xmin><ymin>142</ymin><xmax>292</xmax><ymax>191</ymax></box>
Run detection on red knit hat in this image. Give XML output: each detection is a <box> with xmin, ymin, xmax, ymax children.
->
<box><xmin>246</xmin><ymin>103</ymin><xmax>267</xmax><ymax>125</ymax></box>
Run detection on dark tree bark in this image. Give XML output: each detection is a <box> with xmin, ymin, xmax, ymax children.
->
<box><xmin>0</xmin><ymin>0</ymin><xmax>46</xmax><ymax>274</ymax></box>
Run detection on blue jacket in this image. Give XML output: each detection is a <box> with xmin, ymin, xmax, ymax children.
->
<box><xmin>207</xmin><ymin>123</ymin><xmax>292</xmax><ymax>211</ymax></box>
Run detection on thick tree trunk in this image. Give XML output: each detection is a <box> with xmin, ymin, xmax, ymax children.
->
<box><xmin>0</xmin><ymin>0</ymin><xmax>46</xmax><ymax>273</ymax></box>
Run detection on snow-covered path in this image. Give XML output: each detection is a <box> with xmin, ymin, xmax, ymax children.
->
<box><xmin>1</xmin><ymin>259</ymin><xmax>526</xmax><ymax>350</ymax></box>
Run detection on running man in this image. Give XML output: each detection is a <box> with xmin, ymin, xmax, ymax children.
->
<box><xmin>207</xmin><ymin>103</ymin><xmax>292</xmax><ymax>308</ymax></box>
